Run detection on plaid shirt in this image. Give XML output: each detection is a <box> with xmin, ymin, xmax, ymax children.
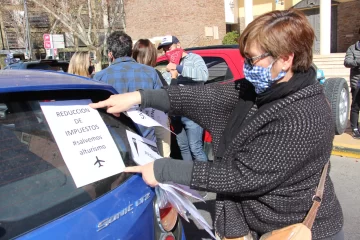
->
<box><xmin>94</xmin><ymin>57</ymin><xmax>163</xmax><ymax>141</ymax></box>
<box><xmin>94</xmin><ymin>57</ymin><xmax>163</xmax><ymax>93</ymax></box>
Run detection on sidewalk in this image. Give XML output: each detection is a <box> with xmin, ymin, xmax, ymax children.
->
<box><xmin>332</xmin><ymin>127</ymin><xmax>360</xmax><ymax>159</ymax></box>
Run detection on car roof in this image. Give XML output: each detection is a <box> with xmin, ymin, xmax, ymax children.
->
<box><xmin>157</xmin><ymin>45</ymin><xmax>241</xmax><ymax>63</ymax></box>
<box><xmin>185</xmin><ymin>44</ymin><xmax>239</xmax><ymax>51</ymax></box>
<box><xmin>16</xmin><ymin>59</ymin><xmax>68</xmax><ymax>64</ymax></box>
<box><xmin>0</xmin><ymin>70</ymin><xmax>116</xmax><ymax>93</ymax></box>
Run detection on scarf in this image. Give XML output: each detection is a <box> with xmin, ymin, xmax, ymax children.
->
<box><xmin>216</xmin><ymin>67</ymin><xmax>317</xmax><ymax>159</ymax></box>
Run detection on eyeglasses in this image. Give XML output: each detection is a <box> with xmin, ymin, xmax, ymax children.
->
<box><xmin>244</xmin><ymin>53</ymin><xmax>271</xmax><ymax>67</ymax></box>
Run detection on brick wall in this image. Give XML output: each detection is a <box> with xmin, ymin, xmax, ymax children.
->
<box><xmin>337</xmin><ymin>1</ymin><xmax>360</xmax><ymax>52</ymax></box>
<box><xmin>124</xmin><ymin>0</ymin><xmax>226</xmax><ymax>48</ymax></box>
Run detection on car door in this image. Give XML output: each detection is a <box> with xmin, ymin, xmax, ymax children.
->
<box><xmin>156</xmin><ymin>49</ymin><xmax>243</xmax><ymax>85</ymax></box>
<box><xmin>0</xmin><ymin>89</ymin><xmax>159</xmax><ymax>240</ymax></box>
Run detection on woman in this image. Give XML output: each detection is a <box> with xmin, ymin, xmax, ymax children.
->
<box><xmin>68</xmin><ymin>51</ymin><xmax>94</xmax><ymax>77</ymax></box>
<box><xmin>132</xmin><ymin>39</ymin><xmax>171</xmax><ymax>158</ymax></box>
<box><xmin>91</xmin><ymin>9</ymin><xmax>343</xmax><ymax>240</ymax></box>
<box><xmin>132</xmin><ymin>39</ymin><xmax>168</xmax><ymax>87</ymax></box>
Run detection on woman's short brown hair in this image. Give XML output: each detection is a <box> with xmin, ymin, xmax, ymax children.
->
<box><xmin>239</xmin><ymin>9</ymin><xmax>315</xmax><ymax>72</ymax></box>
<box><xmin>132</xmin><ymin>39</ymin><xmax>157</xmax><ymax>67</ymax></box>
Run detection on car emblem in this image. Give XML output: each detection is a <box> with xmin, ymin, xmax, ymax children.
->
<box><xmin>97</xmin><ymin>192</ymin><xmax>151</xmax><ymax>231</ymax></box>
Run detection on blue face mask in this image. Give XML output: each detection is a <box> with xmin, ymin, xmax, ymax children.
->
<box><xmin>243</xmin><ymin>62</ymin><xmax>286</xmax><ymax>94</ymax></box>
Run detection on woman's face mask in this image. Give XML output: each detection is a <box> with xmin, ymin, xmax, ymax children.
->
<box><xmin>243</xmin><ymin>61</ymin><xmax>286</xmax><ymax>94</ymax></box>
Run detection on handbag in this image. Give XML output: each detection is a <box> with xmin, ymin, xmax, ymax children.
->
<box><xmin>259</xmin><ymin>161</ymin><xmax>330</xmax><ymax>240</ymax></box>
<box><xmin>220</xmin><ymin>162</ymin><xmax>329</xmax><ymax>240</ymax></box>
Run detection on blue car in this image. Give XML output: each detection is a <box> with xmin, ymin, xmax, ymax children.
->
<box><xmin>0</xmin><ymin>70</ymin><xmax>185</xmax><ymax>240</ymax></box>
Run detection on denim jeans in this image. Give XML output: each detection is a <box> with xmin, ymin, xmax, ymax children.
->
<box><xmin>175</xmin><ymin>117</ymin><xmax>207</xmax><ymax>161</ymax></box>
<box><xmin>350</xmin><ymin>87</ymin><xmax>360</xmax><ymax>130</ymax></box>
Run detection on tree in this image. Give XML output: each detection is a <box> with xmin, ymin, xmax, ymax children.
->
<box><xmin>29</xmin><ymin>0</ymin><xmax>125</xmax><ymax>70</ymax></box>
<box><xmin>0</xmin><ymin>0</ymin><xmax>26</xmax><ymax>49</ymax></box>
<box><xmin>222</xmin><ymin>31</ymin><xmax>240</xmax><ymax>45</ymax></box>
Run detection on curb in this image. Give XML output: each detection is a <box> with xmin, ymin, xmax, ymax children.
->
<box><xmin>332</xmin><ymin>143</ymin><xmax>360</xmax><ymax>159</ymax></box>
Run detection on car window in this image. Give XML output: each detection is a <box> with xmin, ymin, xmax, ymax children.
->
<box><xmin>27</xmin><ymin>62</ymin><xmax>68</xmax><ymax>72</ymax></box>
<box><xmin>202</xmin><ymin>57</ymin><xmax>233</xmax><ymax>84</ymax></box>
<box><xmin>4</xmin><ymin>63</ymin><xmax>21</xmax><ymax>70</ymax></box>
<box><xmin>0</xmin><ymin>90</ymin><xmax>137</xmax><ymax>239</ymax></box>
<box><xmin>156</xmin><ymin>57</ymin><xmax>233</xmax><ymax>84</ymax></box>
<box><xmin>155</xmin><ymin>60</ymin><xmax>168</xmax><ymax>75</ymax></box>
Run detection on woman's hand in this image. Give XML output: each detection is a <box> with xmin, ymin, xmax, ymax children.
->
<box><xmin>89</xmin><ymin>91</ymin><xmax>141</xmax><ymax>117</ymax></box>
<box><xmin>124</xmin><ymin>162</ymin><xmax>159</xmax><ymax>187</ymax></box>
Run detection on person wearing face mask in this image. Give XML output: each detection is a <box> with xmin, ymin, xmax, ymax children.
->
<box><xmin>94</xmin><ymin>31</ymin><xmax>163</xmax><ymax>142</ymax></box>
<box><xmin>90</xmin><ymin>9</ymin><xmax>344</xmax><ymax>240</ymax></box>
<box><xmin>344</xmin><ymin>27</ymin><xmax>360</xmax><ymax>139</ymax></box>
<box><xmin>157</xmin><ymin>35</ymin><xmax>209</xmax><ymax>165</ymax></box>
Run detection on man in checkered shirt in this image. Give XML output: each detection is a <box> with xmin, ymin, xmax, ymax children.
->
<box><xmin>94</xmin><ymin>31</ymin><xmax>163</xmax><ymax>141</ymax></box>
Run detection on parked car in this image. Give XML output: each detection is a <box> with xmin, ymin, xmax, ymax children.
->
<box><xmin>0</xmin><ymin>70</ymin><xmax>185</xmax><ymax>240</ymax></box>
<box><xmin>3</xmin><ymin>59</ymin><xmax>69</xmax><ymax>72</ymax></box>
<box><xmin>156</xmin><ymin>45</ymin><xmax>350</xmax><ymax>135</ymax></box>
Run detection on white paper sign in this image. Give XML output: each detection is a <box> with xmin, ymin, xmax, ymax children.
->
<box><xmin>126</xmin><ymin>107</ymin><xmax>170</xmax><ymax>131</ymax></box>
<box><xmin>126</xmin><ymin>130</ymin><xmax>161</xmax><ymax>165</ymax></box>
<box><xmin>40</xmin><ymin>99</ymin><xmax>125</xmax><ymax>187</ymax></box>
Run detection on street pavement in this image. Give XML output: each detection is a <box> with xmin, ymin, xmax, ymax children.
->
<box><xmin>183</xmin><ymin>155</ymin><xmax>360</xmax><ymax>240</ymax></box>
<box><xmin>332</xmin><ymin>127</ymin><xmax>360</xmax><ymax>159</ymax></box>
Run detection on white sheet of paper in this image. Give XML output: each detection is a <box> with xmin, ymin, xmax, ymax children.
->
<box><xmin>163</xmin><ymin>183</ymin><xmax>204</xmax><ymax>202</ymax></box>
<box><xmin>126</xmin><ymin>130</ymin><xmax>161</xmax><ymax>165</ymax></box>
<box><xmin>126</xmin><ymin>108</ymin><xmax>170</xmax><ymax>131</ymax></box>
<box><xmin>158</xmin><ymin>183</ymin><xmax>215</xmax><ymax>239</ymax></box>
<box><xmin>40</xmin><ymin>99</ymin><xmax>125</xmax><ymax>187</ymax></box>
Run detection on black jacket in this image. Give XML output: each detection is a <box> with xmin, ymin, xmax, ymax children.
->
<box><xmin>165</xmin><ymin>80</ymin><xmax>343</xmax><ymax>239</ymax></box>
<box><xmin>344</xmin><ymin>41</ymin><xmax>360</xmax><ymax>88</ymax></box>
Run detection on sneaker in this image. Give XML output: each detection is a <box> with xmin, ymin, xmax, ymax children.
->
<box><xmin>353</xmin><ymin>129</ymin><xmax>360</xmax><ymax>139</ymax></box>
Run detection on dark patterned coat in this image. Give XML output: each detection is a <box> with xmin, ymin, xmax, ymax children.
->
<box><xmin>167</xmin><ymin>80</ymin><xmax>343</xmax><ymax>239</ymax></box>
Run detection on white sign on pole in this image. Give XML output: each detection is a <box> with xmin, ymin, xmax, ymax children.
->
<box><xmin>40</xmin><ymin>99</ymin><xmax>125</xmax><ymax>188</ymax></box>
<box><xmin>52</xmin><ymin>34</ymin><xmax>65</xmax><ymax>49</ymax></box>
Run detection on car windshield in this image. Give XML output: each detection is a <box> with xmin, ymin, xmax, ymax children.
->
<box><xmin>0</xmin><ymin>89</ymin><xmax>137</xmax><ymax>239</ymax></box>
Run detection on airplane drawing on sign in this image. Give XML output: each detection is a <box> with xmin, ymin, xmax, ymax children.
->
<box><xmin>94</xmin><ymin>156</ymin><xmax>105</xmax><ymax>167</ymax></box>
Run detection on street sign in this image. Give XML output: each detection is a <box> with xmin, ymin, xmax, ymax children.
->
<box><xmin>43</xmin><ymin>34</ymin><xmax>65</xmax><ymax>49</ymax></box>
<box><xmin>52</xmin><ymin>34</ymin><xmax>65</xmax><ymax>49</ymax></box>
<box><xmin>43</xmin><ymin>34</ymin><xmax>50</xmax><ymax>41</ymax></box>
<box><xmin>44</xmin><ymin>42</ymin><xmax>52</xmax><ymax>49</ymax></box>
<box><xmin>43</xmin><ymin>34</ymin><xmax>52</xmax><ymax>49</ymax></box>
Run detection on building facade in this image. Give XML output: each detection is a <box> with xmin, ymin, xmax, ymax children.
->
<box><xmin>124</xmin><ymin>0</ymin><xmax>226</xmax><ymax>48</ymax></box>
<box><xmin>1</xmin><ymin>0</ymin><xmax>359</xmax><ymax>69</ymax></box>
<box><xmin>230</xmin><ymin>0</ymin><xmax>359</xmax><ymax>54</ymax></box>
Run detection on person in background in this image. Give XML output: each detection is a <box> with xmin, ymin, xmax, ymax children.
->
<box><xmin>94</xmin><ymin>31</ymin><xmax>163</xmax><ymax>142</ymax></box>
<box><xmin>133</xmin><ymin>39</ymin><xmax>168</xmax><ymax>87</ymax></box>
<box><xmin>68</xmin><ymin>52</ymin><xmax>94</xmax><ymax>77</ymax></box>
<box><xmin>90</xmin><ymin>9</ymin><xmax>344</xmax><ymax>240</ymax></box>
<box><xmin>344</xmin><ymin>27</ymin><xmax>360</xmax><ymax>139</ymax></box>
<box><xmin>158</xmin><ymin>35</ymin><xmax>209</xmax><ymax>162</ymax></box>
<box><xmin>132</xmin><ymin>39</ymin><xmax>171</xmax><ymax>157</ymax></box>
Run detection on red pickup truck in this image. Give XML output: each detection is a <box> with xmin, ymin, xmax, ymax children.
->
<box><xmin>157</xmin><ymin>45</ymin><xmax>350</xmax><ymax>160</ymax></box>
